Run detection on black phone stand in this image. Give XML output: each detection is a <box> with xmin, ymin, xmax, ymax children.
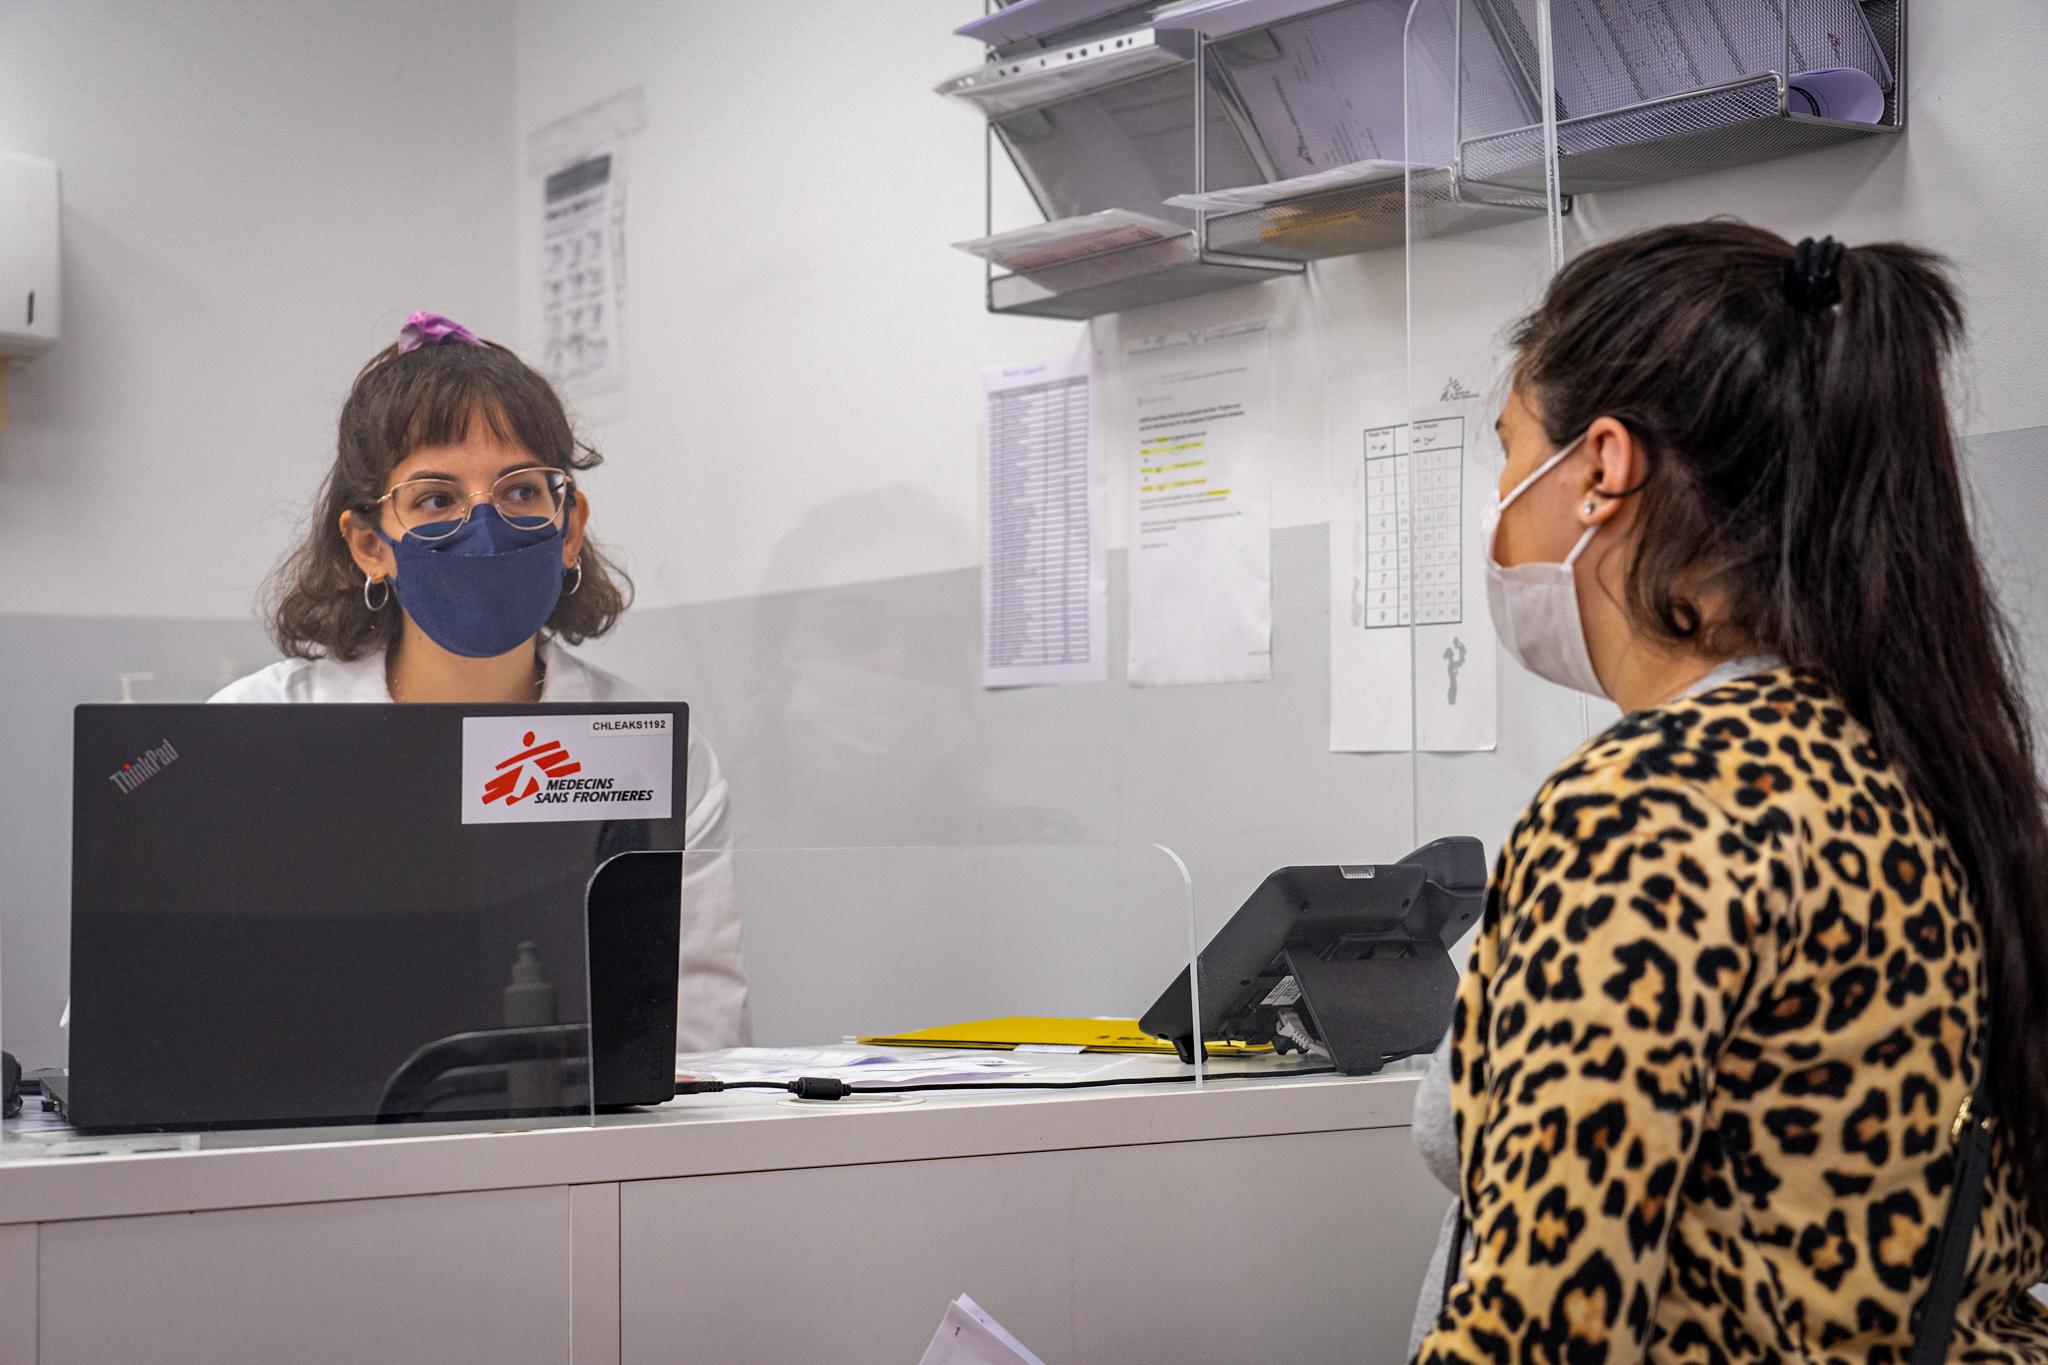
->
<box><xmin>1279</xmin><ymin>940</ymin><xmax>1458</xmax><ymax>1075</ymax></box>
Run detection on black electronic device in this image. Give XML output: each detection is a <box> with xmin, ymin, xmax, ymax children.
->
<box><xmin>68</xmin><ymin>702</ymin><xmax>690</xmax><ymax>1133</ymax></box>
<box><xmin>1138</xmin><ymin>837</ymin><xmax>1488</xmax><ymax>1076</ymax></box>
<box><xmin>2</xmin><ymin>1050</ymin><xmax>19</xmax><ymax>1121</ymax></box>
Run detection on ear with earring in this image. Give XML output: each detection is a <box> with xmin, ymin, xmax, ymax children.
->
<box><xmin>363</xmin><ymin>573</ymin><xmax>390</xmax><ymax>611</ymax></box>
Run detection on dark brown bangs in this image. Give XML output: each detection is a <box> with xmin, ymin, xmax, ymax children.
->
<box><xmin>344</xmin><ymin>340</ymin><xmax>581</xmax><ymax>499</ymax></box>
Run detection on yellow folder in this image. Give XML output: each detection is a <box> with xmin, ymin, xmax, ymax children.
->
<box><xmin>857</xmin><ymin>1016</ymin><xmax>1271</xmax><ymax>1056</ymax></box>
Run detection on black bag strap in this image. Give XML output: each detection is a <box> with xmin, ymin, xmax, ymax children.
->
<box><xmin>1908</xmin><ymin>1083</ymin><xmax>1995</xmax><ymax>1364</ymax></box>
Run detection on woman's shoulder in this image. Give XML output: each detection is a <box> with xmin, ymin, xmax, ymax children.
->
<box><xmin>208</xmin><ymin>653</ymin><xmax>389</xmax><ymax>703</ymax></box>
<box><xmin>1536</xmin><ymin>666</ymin><xmax>1858</xmax><ymax>834</ymax></box>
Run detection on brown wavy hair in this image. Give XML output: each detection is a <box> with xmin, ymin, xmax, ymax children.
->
<box><xmin>265</xmin><ymin>335</ymin><xmax>631</xmax><ymax>660</ymax></box>
<box><xmin>1512</xmin><ymin>221</ymin><xmax>2048</xmax><ymax>1232</ymax></box>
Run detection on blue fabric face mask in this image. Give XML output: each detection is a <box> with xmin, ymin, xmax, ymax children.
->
<box><xmin>378</xmin><ymin>505</ymin><xmax>567</xmax><ymax>659</ymax></box>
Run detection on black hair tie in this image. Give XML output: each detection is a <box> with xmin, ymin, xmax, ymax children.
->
<box><xmin>1785</xmin><ymin>236</ymin><xmax>1845</xmax><ymax>311</ymax></box>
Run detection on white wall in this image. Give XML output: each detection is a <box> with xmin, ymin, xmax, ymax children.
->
<box><xmin>512</xmin><ymin>1</ymin><xmax>2048</xmax><ymax>615</ymax></box>
<box><xmin>0</xmin><ymin>0</ymin><xmax>522</xmax><ymax>1065</ymax></box>
<box><xmin>512</xmin><ymin>0</ymin><xmax>1058</xmax><ymax>609</ymax></box>
<box><xmin>0</xmin><ymin>0</ymin><xmax>521</xmax><ymax>623</ymax></box>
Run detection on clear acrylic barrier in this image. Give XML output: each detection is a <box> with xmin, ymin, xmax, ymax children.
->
<box><xmin>674</xmin><ymin>843</ymin><xmax>1225</xmax><ymax>1084</ymax></box>
<box><xmin>671</xmin><ymin>844</ymin><xmax>1413</xmax><ymax>1096</ymax></box>
<box><xmin>0</xmin><ymin>841</ymin><xmax>1361</xmax><ymax>1167</ymax></box>
<box><xmin>1400</xmin><ymin>0</ymin><xmax>1579</xmax><ymax>881</ymax></box>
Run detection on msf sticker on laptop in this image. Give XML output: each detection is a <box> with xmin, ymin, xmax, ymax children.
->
<box><xmin>461</xmin><ymin>714</ymin><xmax>673</xmax><ymax>825</ymax></box>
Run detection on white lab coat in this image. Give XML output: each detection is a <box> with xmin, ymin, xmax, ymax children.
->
<box><xmin>210</xmin><ymin>645</ymin><xmax>751</xmax><ymax>1051</ymax></box>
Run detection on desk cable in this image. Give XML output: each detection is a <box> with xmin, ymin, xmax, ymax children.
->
<box><xmin>675</xmin><ymin>1067</ymin><xmax>1338</xmax><ymax>1102</ymax></box>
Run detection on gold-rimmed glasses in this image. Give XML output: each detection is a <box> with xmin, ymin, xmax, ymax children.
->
<box><xmin>359</xmin><ymin>466</ymin><xmax>574</xmax><ymax>541</ymax></box>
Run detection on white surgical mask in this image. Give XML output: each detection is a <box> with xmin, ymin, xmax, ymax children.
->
<box><xmin>1481</xmin><ymin>433</ymin><xmax>1608</xmax><ymax>699</ymax></box>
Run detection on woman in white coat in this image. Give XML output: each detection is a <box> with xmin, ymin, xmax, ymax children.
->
<box><xmin>213</xmin><ymin>312</ymin><xmax>748</xmax><ymax>1051</ymax></box>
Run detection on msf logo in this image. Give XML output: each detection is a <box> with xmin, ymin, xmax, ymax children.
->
<box><xmin>108</xmin><ymin>739</ymin><xmax>179</xmax><ymax>795</ymax></box>
<box><xmin>484</xmin><ymin>730</ymin><xmax>582</xmax><ymax>806</ymax></box>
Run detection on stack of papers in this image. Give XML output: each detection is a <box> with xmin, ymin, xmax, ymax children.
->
<box><xmin>677</xmin><ymin>1046</ymin><xmax>1068</xmax><ymax>1088</ymax></box>
<box><xmin>1164</xmin><ymin>158</ymin><xmax>1411</xmax><ymax>214</ymax></box>
<box><xmin>918</xmin><ymin>1295</ymin><xmax>1047</xmax><ymax>1365</ymax></box>
<box><xmin>952</xmin><ymin>211</ymin><xmax>1188</xmax><ymax>277</ymax></box>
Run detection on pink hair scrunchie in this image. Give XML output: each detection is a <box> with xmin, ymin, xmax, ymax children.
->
<box><xmin>396</xmin><ymin>311</ymin><xmax>484</xmax><ymax>353</ymax></box>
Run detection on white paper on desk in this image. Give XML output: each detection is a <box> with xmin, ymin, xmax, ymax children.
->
<box><xmin>983</xmin><ymin>353</ymin><xmax>1107</xmax><ymax>689</ymax></box>
<box><xmin>676</xmin><ymin>1048</ymin><xmax>1044</xmax><ymax>1087</ymax></box>
<box><xmin>1126</xmin><ymin>321</ymin><xmax>1274</xmax><ymax>688</ymax></box>
<box><xmin>538</xmin><ymin>140</ymin><xmax>624</xmax><ymax>396</ymax></box>
<box><xmin>919</xmin><ymin>1294</ymin><xmax>1048</xmax><ymax>1365</ymax></box>
<box><xmin>1327</xmin><ymin>364</ymin><xmax>1498</xmax><ymax>752</ymax></box>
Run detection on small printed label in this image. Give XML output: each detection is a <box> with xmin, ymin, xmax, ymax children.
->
<box><xmin>587</xmin><ymin>715</ymin><xmax>669</xmax><ymax>735</ymax></box>
<box><xmin>1260</xmin><ymin>977</ymin><xmax>1303</xmax><ymax>1008</ymax></box>
<box><xmin>461</xmin><ymin>713</ymin><xmax>673</xmax><ymax>825</ymax></box>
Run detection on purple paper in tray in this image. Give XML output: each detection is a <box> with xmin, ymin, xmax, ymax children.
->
<box><xmin>1787</xmin><ymin>66</ymin><xmax>1886</xmax><ymax>123</ymax></box>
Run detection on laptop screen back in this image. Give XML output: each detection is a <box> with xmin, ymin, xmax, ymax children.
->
<box><xmin>69</xmin><ymin>701</ymin><xmax>687</xmax><ymax>1132</ymax></box>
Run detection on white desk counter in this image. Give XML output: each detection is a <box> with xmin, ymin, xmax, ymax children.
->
<box><xmin>0</xmin><ymin>1062</ymin><xmax>1446</xmax><ymax>1365</ymax></box>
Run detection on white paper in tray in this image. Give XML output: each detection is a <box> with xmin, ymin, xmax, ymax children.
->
<box><xmin>1165</xmin><ymin>158</ymin><xmax>1411</xmax><ymax>213</ymax></box>
<box><xmin>952</xmin><ymin>210</ymin><xmax>1189</xmax><ymax>272</ymax></box>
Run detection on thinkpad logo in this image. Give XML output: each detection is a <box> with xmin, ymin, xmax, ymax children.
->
<box><xmin>108</xmin><ymin>739</ymin><xmax>179</xmax><ymax>795</ymax></box>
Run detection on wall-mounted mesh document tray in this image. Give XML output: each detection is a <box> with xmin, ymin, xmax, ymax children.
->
<box><xmin>1165</xmin><ymin>0</ymin><xmax>1550</xmax><ymax>263</ymax></box>
<box><xmin>1195</xmin><ymin>166</ymin><xmax>1548</xmax><ymax>261</ymax></box>
<box><xmin>1459</xmin><ymin>0</ymin><xmax>1905</xmax><ymax>196</ymax></box>
<box><xmin>938</xmin><ymin>26</ymin><xmax>1194</xmax><ymax>120</ymax></box>
<box><xmin>941</xmin><ymin>21</ymin><xmax>1295</xmax><ymax>318</ymax></box>
<box><xmin>972</xmin><ymin>217</ymin><xmax>1300</xmax><ymax>320</ymax></box>
<box><xmin>939</xmin><ymin>27</ymin><xmax>1268</xmax><ymax>227</ymax></box>
<box><xmin>955</xmin><ymin>0</ymin><xmax>1171</xmax><ymax>50</ymax></box>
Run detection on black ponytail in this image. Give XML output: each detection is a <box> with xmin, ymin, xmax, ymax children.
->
<box><xmin>1512</xmin><ymin>221</ymin><xmax>2048</xmax><ymax>1232</ymax></box>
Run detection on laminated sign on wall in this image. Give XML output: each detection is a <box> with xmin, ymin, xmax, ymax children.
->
<box><xmin>1126</xmin><ymin>320</ymin><xmax>1275</xmax><ymax>688</ymax></box>
<box><xmin>981</xmin><ymin>352</ymin><xmax>1107</xmax><ymax>689</ymax></box>
<box><xmin>1327</xmin><ymin>363</ymin><xmax>1499</xmax><ymax>752</ymax></box>
<box><xmin>526</xmin><ymin>87</ymin><xmax>645</xmax><ymax>400</ymax></box>
<box><xmin>539</xmin><ymin>142</ymin><xmax>625</xmax><ymax>395</ymax></box>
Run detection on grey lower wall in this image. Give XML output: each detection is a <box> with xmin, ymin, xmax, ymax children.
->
<box><xmin>7</xmin><ymin>427</ymin><xmax>2048</xmax><ymax>1070</ymax></box>
<box><xmin>1</xmin><ymin>614</ymin><xmax>276</xmax><ymax>1068</ymax></box>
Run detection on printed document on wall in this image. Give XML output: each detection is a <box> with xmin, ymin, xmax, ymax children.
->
<box><xmin>1328</xmin><ymin>365</ymin><xmax>1498</xmax><ymax>751</ymax></box>
<box><xmin>982</xmin><ymin>353</ymin><xmax>1107</xmax><ymax>688</ymax></box>
<box><xmin>539</xmin><ymin>141</ymin><xmax>625</xmax><ymax>396</ymax></box>
<box><xmin>918</xmin><ymin>1293</ymin><xmax>1048</xmax><ymax>1365</ymax></box>
<box><xmin>1127</xmin><ymin>321</ymin><xmax>1274</xmax><ymax>687</ymax></box>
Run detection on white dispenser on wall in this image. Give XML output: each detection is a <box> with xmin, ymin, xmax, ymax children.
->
<box><xmin>0</xmin><ymin>150</ymin><xmax>61</xmax><ymax>428</ymax></box>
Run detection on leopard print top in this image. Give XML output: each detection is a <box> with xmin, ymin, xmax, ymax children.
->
<box><xmin>1413</xmin><ymin>668</ymin><xmax>2048</xmax><ymax>1363</ymax></box>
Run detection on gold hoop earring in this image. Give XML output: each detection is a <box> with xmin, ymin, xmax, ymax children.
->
<box><xmin>566</xmin><ymin>559</ymin><xmax>583</xmax><ymax>596</ymax></box>
<box><xmin>363</xmin><ymin>574</ymin><xmax>391</xmax><ymax>612</ymax></box>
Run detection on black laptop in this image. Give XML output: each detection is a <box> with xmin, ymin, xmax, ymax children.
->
<box><xmin>66</xmin><ymin>701</ymin><xmax>690</xmax><ymax>1133</ymax></box>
